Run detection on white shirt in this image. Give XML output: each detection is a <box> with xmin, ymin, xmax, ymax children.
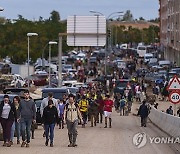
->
<box><xmin>1</xmin><ymin>104</ymin><xmax>11</xmax><ymax>119</ymax></box>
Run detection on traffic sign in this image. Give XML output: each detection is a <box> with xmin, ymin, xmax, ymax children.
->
<box><xmin>167</xmin><ymin>75</ymin><xmax>180</xmax><ymax>91</ymax></box>
<box><xmin>169</xmin><ymin>91</ymin><xmax>180</xmax><ymax>104</ymax></box>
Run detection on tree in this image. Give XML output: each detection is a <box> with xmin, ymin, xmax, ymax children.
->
<box><xmin>139</xmin><ymin>17</ymin><xmax>145</xmax><ymax>21</ymax></box>
<box><xmin>122</xmin><ymin>10</ymin><xmax>133</xmax><ymax>21</ymax></box>
<box><xmin>50</xmin><ymin>10</ymin><xmax>60</xmax><ymax>22</ymax></box>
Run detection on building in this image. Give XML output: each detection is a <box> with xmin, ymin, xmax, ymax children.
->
<box><xmin>109</xmin><ymin>21</ymin><xmax>159</xmax><ymax>30</ymax></box>
<box><xmin>159</xmin><ymin>0</ymin><xmax>180</xmax><ymax>66</ymax></box>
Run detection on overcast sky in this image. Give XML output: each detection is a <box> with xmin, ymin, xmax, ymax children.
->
<box><xmin>0</xmin><ymin>0</ymin><xmax>159</xmax><ymax>20</ymax></box>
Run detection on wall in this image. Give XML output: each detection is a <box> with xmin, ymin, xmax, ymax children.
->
<box><xmin>149</xmin><ymin>107</ymin><xmax>180</xmax><ymax>138</ymax></box>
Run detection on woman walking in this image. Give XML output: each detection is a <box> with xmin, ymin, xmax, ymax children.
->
<box><xmin>42</xmin><ymin>100</ymin><xmax>58</xmax><ymax>147</ymax></box>
<box><xmin>10</xmin><ymin>96</ymin><xmax>21</xmax><ymax>145</ymax></box>
<box><xmin>0</xmin><ymin>95</ymin><xmax>17</xmax><ymax>147</ymax></box>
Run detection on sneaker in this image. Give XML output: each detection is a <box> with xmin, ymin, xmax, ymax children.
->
<box><xmin>43</xmin><ymin>132</ymin><xmax>46</xmax><ymax>137</ymax></box>
<box><xmin>17</xmin><ymin>140</ymin><xmax>20</xmax><ymax>144</ymax></box>
<box><xmin>10</xmin><ymin>141</ymin><xmax>13</xmax><ymax>145</ymax></box>
<box><xmin>72</xmin><ymin>143</ymin><xmax>78</xmax><ymax>147</ymax></box>
<box><xmin>2</xmin><ymin>142</ymin><xmax>7</xmax><ymax>146</ymax></box>
<box><xmin>6</xmin><ymin>142</ymin><xmax>11</xmax><ymax>147</ymax></box>
<box><xmin>26</xmin><ymin>143</ymin><xmax>30</xmax><ymax>148</ymax></box>
<box><xmin>50</xmin><ymin>143</ymin><xmax>53</xmax><ymax>147</ymax></box>
<box><xmin>45</xmin><ymin>140</ymin><xmax>48</xmax><ymax>146</ymax></box>
<box><xmin>68</xmin><ymin>143</ymin><xmax>73</xmax><ymax>147</ymax></box>
<box><xmin>104</xmin><ymin>126</ymin><xmax>107</xmax><ymax>128</ymax></box>
<box><xmin>21</xmin><ymin>142</ymin><xmax>26</xmax><ymax>147</ymax></box>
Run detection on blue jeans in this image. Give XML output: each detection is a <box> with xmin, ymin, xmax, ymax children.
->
<box><xmin>20</xmin><ymin>119</ymin><xmax>32</xmax><ymax>143</ymax></box>
<box><xmin>11</xmin><ymin>121</ymin><xmax>21</xmax><ymax>141</ymax></box>
<box><xmin>44</xmin><ymin>123</ymin><xmax>55</xmax><ymax>143</ymax></box>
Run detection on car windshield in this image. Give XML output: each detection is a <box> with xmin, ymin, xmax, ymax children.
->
<box><xmin>138</xmin><ymin>47</ymin><xmax>146</xmax><ymax>50</ymax></box>
<box><xmin>115</xmin><ymin>81</ymin><xmax>128</xmax><ymax>87</ymax></box>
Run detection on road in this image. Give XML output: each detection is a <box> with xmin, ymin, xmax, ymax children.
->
<box><xmin>0</xmin><ymin>101</ymin><xmax>179</xmax><ymax>154</ymax></box>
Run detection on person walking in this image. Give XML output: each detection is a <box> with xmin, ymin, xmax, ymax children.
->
<box><xmin>119</xmin><ymin>96</ymin><xmax>126</xmax><ymax>116</ymax></box>
<box><xmin>10</xmin><ymin>96</ymin><xmax>21</xmax><ymax>145</ymax></box>
<box><xmin>103</xmin><ymin>94</ymin><xmax>113</xmax><ymax>128</ymax></box>
<box><xmin>89</xmin><ymin>94</ymin><xmax>98</xmax><ymax>127</ymax></box>
<box><xmin>42</xmin><ymin>100</ymin><xmax>58</xmax><ymax>147</ymax></box>
<box><xmin>78</xmin><ymin>95</ymin><xmax>89</xmax><ymax>128</ymax></box>
<box><xmin>65</xmin><ymin>94</ymin><xmax>82</xmax><ymax>147</ymax></box>
<box><xmin>137</xmin><ymin>100</ymin><xmax>149</xmax><ymax>127</ymax></box>
<box><xmin>58</xmin><ymin>99</ymin><xmax>65</xmax><ymax>129</ymax></box>
<box><xmin>0</xmin><ymin>95</ymin><xmax>17</xmax><ymax>147</ymax></box>
<box><xmin>97</xmin><ymin>95</ymin><xmax>104</xmax><ymax>124</ymax></box>
<box><xmin>19</xmin><ymin>90</ymin><xmax>36</xmax><ymax>148</ymax></box>
<box><xmin>40</xmin><ymin>92</ymin><xmax>59</xmax><ymax>137</ymax></box>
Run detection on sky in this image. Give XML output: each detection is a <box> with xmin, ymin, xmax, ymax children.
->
<box><xmin>0</xmin><ymin>0</ymin><xmax>159</xmax><ymax>20</ymax></box>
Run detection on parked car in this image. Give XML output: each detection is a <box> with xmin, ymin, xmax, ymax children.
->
<box><xmin>25</xmin><ymin>74</ymin><xmax>48</xmax><ymax>86</ymax></box>
<box><xmin>144</xmin><ymin>53</ymin><xmax>154</xmax><ymax>64</ymax></box>
<box><xmin>89</xmin><ymin>57</ymin><xmax>97</xmax><ymax>64</ymax></box>
<box><xmin>3</xmin><ymin>88</ymin><xmax>28</xmax><ymax>97</ymax></box>
<box><xmin>158</xmin><ymin>60</ymin><xmax>172</xmax><ymax>69</ymax></box>
<box><xmin>114</xmin><ymin>79</ymin><xmax>131</xmax><ymax>95</ymax></box>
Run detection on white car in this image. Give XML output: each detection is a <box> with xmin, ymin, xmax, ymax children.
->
<box><xmin>1</xmin><ymin>74</ymin><xmax>25</xmax><ymax>87</ymax></box>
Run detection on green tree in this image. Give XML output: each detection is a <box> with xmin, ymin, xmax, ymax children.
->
<box><xmin>122</xmin><ymin>10</ymin><xmax>133</xmax><ymax>21</ymax></box>
<box><xmin>50</xmin><ymin>10</ymin><xmax>60</xmax><ymax>22</ymax></box>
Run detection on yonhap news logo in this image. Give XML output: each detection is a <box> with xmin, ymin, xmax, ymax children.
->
<box><xmin>133</xmin><ymin>132</ymin><xmax>180</xmax><ymax>148</ymax></box>
<box><xmin>133</xmin><ymin>132</ymin><xmax>147</xmax><ymax>148</ymax></box>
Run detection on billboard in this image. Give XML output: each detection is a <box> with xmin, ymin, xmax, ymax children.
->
<box><xmin>67</xmin><ymin>16</ymin><xmax>106</xmax><ymax>46</ymax></box>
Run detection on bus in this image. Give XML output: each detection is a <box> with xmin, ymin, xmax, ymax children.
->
<box><xmin>137</xmin><ymin>46</ymin><xmax>147</xmax><ymax>58</ymax></box>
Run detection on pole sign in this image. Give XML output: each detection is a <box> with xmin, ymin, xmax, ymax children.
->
<box><xmin>167</xmin><ymin>75</ymin><xmax>180</xmax><ymax>105</ymax></box>
<box><xmin>169</xmin><ymin>91</ymin><xmax>180</xmax><ymax>104</ymax></box>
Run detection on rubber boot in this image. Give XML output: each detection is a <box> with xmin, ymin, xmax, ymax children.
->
<box><xmin>109</xmin><ymin>118</ymin><xmax>112</xmax><ymax>128</ymax></box>
<box><xmin>68</xmin><ymin>133</ymin><xmax>73</xmax><ymax>147</ymax></box>
<box><xmin>104</xmin><ymin>117</ymin><xmax>107</xmax><ymax>128</ymax></box>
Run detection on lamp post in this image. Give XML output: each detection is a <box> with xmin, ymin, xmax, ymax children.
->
<box><xmin>0</xmin><ymin>7</ymin><xmax>4</xmax><ymax>11</ymax></box>
<box><xmin>48</xmin><ymin>41</ymin><xmax>58</xmax><ymax>87</ymax></box>
<box><xmin>90</xmin><ymin>11</ymin><xmax>123</xmax><ymax>75</ymax></box>
<box><xmin>27</xmin><ymin>33</ymin><xmax>38</xmax><ymax>89</ymax></box>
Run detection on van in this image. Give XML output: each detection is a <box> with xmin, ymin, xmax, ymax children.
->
<box><xmin>137</xmin><ymin>46</ymin><xmax>147</xmax><ymax>57</ymax></box>
<box><xmin>42</xmin><ymin>88</ymin><xmax>70</xmax><ymax>100</ymax></box>
<box><xmin>144</xmin><ymin>53</ymin><xmax>154</xmax><ymax>64</ymax></box>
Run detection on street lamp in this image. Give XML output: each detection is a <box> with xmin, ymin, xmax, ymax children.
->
<box><xmin>90</xmin><ymin>11</ymin><xmax>123</xmax><ymax>76</ymax></box>
<box><xmin>0</xmin><ymin>7</ymin><xmax>4</xmax><ymax>11</ymax></box>
<box><xmin>48</xmin><ymin>41</ymin><xmax>58</xmax><ymax>87</ymax></box>
<box><xmin>27</xmin><ymin>33</ymin><xmax>38</xmax><ymax>89</ymax></box>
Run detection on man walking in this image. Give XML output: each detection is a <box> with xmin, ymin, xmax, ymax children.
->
<box><xmin>65</xmin><ymin>94</ymin><xmax>82</xmax><ymax>147</ymax></box>
<box><xmin>137</xmin><ymin>100</ymin><xmax>149</xmax><ymax>127</ymax></box>
<box><xmin>78</xmin><ymin>95</ymin><xmax>89</xmax><ymax>128</ymax></box>
<box><xmin>19</xmin><ymin>90</ymin><xmax>36</xmax><ymax>147</ymax></box>
<box><xmin>103</xmin><ymin>94</ymin><xmax>113</xmax><ymax>128</ymax></box>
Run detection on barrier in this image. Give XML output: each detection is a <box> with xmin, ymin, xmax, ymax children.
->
<box><xmin>149</xmin><ymin>107</ymin><xmax>180</xmax><ymax>138</ymax></box>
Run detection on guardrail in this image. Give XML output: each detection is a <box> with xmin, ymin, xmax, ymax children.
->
<box><xmin>149</xmin><ymin>107</ymin><xmax>180</xmax><ymax>138</ymax></box>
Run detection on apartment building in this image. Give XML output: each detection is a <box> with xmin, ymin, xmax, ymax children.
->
<box><xmin>160</xmin><ymin>0</ymin><xmax>180</xmax><ymax>66</ymax></box>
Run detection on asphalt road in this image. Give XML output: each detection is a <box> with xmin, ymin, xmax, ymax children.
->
<box><xmin>0</xmin><ymin>102</ymin><xmax>179</xmax><ymax>154</ymax></box>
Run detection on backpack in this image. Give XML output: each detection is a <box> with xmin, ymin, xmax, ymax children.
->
<box><xmin>120</xmin><ymin>99</ymin><xmax>125</xmax><ymax>108</ymax></box>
